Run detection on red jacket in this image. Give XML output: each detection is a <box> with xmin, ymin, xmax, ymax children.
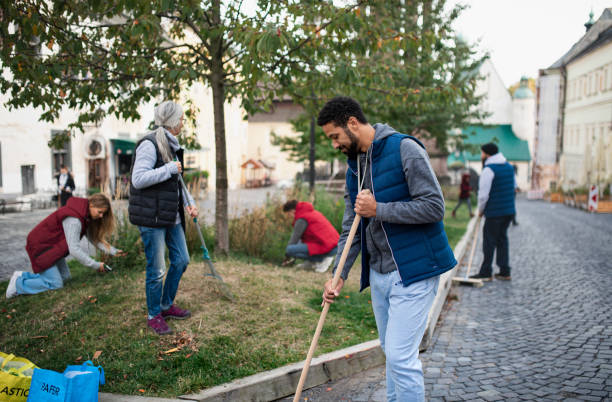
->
<box><xmin>26</xmin><ymin>197</ymin><xmax>89</xmax><ymax>273</ymax></box>
<box><xmin>459</xmin><ymin>175</ymin><xmax>471</xmax><ymax>199</ymax></box>
<box><xmin>294</xmin><ymin>202</ymin><xmax>339</xmax><ymax>256</ymax></box>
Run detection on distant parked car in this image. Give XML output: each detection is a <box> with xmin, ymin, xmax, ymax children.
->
<box><xmin>276</xmin><ymin>179</ymin><xmax>294</xmax><ymax>189</ymax></box>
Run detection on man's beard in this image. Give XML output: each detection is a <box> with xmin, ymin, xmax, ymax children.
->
<box><xmin>340</xmin><ymin>126</ymin><xmax>360</xmax><ymax>159</ymax></box>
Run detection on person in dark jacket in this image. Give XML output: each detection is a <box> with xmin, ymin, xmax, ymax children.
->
<box><xmin>56</xmin><ymin>165</ymin><xmax>76</xmax><ymax>207</ymax></box>
<box><xmin>452</xmin><ymin>172</ymin><xmax>474</xmax><ymax>218</ymax></box>
<box><xmin>6</xmin><ymin>194</ymin><xmax>124</xmax><ymax>299</ymax></box>
<box><xmin>318</xmin><ymin>97</ymin><xmax>456</xmax><ymax>402</ymax></box>
<box><xmin>128</xmin><ymin>100</ymin><xmax>197</xmax><ymax>336</ymax></box>
<box><xmin>282</xmin><ymin>200</ymin><xmax>339</xmax><ymax>273</ymax></box>
<box><xmin>470</xmin><ymin>142</ymin><xmax>516</xmax><ymax>281</ymax></box>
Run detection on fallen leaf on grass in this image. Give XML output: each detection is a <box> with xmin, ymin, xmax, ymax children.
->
<box><xmin>138</xmin><ymin>389</ymin><xmax>145</xmax><ymax>393</ymax></box>
<box><xmin>75</xmin><ymin>356</ymin><xmax>82</xmax><ymax>362</ymax></box>
<box><xmin>185</xmin><ymin>353</ymin><xmax>192</xmax><ymax>359</ymax></box>
<box><xmin>344</xmin><ymin>295</ymin><xmax>350</xmax><ymax>299</ymax></box>
<box><xmin>93</xmin><ymin>350</ymin><xmax>102</xmax><ymax>360</ymax></box>
<box><xmin>6</xmin><ymin>315</ymin><xmax>11</xmax><ymax>319</ymax></box>
<box><xmin>123</xmin><ymin>374</ymin><xmax>127</xmax><ymax>379</ymax></box>
<box><xmin>163</xmin><ymin>347</ymin><xmax>180</xmax><ymax>355</ymax></box>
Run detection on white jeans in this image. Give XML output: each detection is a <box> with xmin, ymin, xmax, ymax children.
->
<box><xmin>369</xmin><ymin>269</ymin><xmax>439</xmax><ymax>402</ymax></box>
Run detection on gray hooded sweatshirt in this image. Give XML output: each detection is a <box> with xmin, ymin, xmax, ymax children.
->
<box><xmin>333</xmin><ymin>123</ymin><xmax>446</xmax><ymax>280</ymax></box>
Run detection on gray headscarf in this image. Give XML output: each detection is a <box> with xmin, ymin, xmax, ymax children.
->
<box><xmin>154</xmin><ymin>100</ymin><xmax>183</xmax><ymax>163</ymax></box>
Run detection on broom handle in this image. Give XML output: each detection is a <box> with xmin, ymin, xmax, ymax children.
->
<box><xmin>293</xmin><ymin>214</ymin><xmax>362</xmax><ymax>402</ymax></box>
<box><xmin>464</xmin><ymin>215</ymin><xmax>481</xmax><ymax>279</ymax></box>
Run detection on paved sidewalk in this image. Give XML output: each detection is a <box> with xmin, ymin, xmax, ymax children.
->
<box><xmin>284</xmin><ymin>199</ymin><xmax>612</xmax><ymax>401</ymax></box>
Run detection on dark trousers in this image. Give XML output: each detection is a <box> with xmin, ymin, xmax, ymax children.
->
<box><xmin>59</xmin><ymin>191</ymin><xmax>72</xmax><ymax>207</ymax></box>
<box><xmin>479</xmin><ymin>215</ymin><xmax>513</xmax><ymax>276</ymax></box>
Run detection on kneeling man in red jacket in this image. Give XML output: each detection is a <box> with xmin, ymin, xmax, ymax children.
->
<box><xmin>282</xmin><ymin>200</ymin><xmax>339</xmax><ymax>272</ymax></box>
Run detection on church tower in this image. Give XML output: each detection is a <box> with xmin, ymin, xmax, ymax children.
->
<box><xmin>512</xmin><ymin>76</ymin><xmax>536</xmax><ymax>159</ymax></box>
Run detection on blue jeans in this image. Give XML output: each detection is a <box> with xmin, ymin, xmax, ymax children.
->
<box><xmin>285</xmin><ymin>242</ymin><xmax>337</xmax><ymax>262</ymax></box>
<box><xmin>139</xmin><ymin>224</ymin><xmax>190</xmax><ymax>319</ymax></box>
<box><xmin>16</xmin><ymin>258</ymin><xmax>72</xmax><ymax>295</ymax></box>
<box><xmin>370</xmin><ymin>269</ymin><xmax>439</xmax><ymax>402</ymax></box>
<box><xmin>452</xmin><ymin>197</ymin><xmax>472</xmax><ymax>215</ymax></box>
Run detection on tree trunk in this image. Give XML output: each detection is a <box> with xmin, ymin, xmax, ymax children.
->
<box><xmin>210</xmin><ymin>0</ymin><xmax>229</xmax><ymax>254</ymax></box>
<box><xmin>309</xmin><ymin>115</ymin><xmax>316</xmax><ymax>193</ymax></box>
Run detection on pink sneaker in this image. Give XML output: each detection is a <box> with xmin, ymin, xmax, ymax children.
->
<box><xmin>147</xmin><ymin>314</ymin><xmax>172</xmax><ymax>335</ymax></box>
<box><xmin>161</xmin><ymin>305</ymin><xmax>191</xmax><ymax>320</ymax></box>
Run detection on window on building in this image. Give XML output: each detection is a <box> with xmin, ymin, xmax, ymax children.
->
<box><xmin>185</xmin><ymin>154</ymin><xmax>197</xmax><ymax>169</ymax></box>
<box><xmin>588</xmin><ymin>74</ymin><xmax>592</xmax><ymax>96</ymax></box>
<box><xmin>50</xmin><ymin>130</ymin><xmax>72</xmax><ymax>177</ymax></box>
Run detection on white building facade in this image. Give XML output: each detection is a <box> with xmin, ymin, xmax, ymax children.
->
<box><xmin>0</xmin><ymin>82</ymin><xmax>252</xmax><ymax>199</ymax></box>
<box><xmin>535</xmin><ymin>8</ymin><xmax>612</xmax><ymax>192</ymax></box>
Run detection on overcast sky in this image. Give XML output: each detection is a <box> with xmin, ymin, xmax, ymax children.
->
<box><xmin>450</xmin><ymin>0</ymin><xmax>611</xmax><ymax>87</ymax></box>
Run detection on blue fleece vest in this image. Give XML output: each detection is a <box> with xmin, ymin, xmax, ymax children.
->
<box><xmin>347</xmin><ymin>134</ymin><xmax>457</xmax><ymax>291</ymax></box>
<box><xmin>484</xmin><ymin>163</ymin><xmax>516</xmax><ymax>218</ymax></box>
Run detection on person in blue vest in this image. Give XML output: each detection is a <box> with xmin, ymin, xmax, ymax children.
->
<box><xmin>470</xmin><ymin>142</ymin><xmax>516</xmax><ymax>281</ymax></box>
<box><xmin>318</xmin><ymin>96</ymin><xmax>457</xmax><ymax>402</ymax></box>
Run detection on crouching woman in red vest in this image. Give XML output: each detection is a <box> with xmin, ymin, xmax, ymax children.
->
<box><xmin>5</xmin><ymin>194</ymin><xmax>125</xmax><ymax>299</ymax></box>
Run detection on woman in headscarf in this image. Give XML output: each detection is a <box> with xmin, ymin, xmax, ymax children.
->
<box><xmin>128</xmin><ymin>100</ymin><xmax>197</xmax><ymax>335</ymax></box>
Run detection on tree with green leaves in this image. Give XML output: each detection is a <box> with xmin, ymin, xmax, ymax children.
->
<box><xmin>272</xmin><ymin>0</ymin><xmax>488</xmax><ymax>175</ymax></box>
<box><xmin>0</xmin><ymin>0</ymin><xmax>365</xmax><ymax>253</ymax></box>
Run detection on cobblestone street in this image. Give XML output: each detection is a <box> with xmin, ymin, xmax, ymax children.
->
<box><xmin>285</xmin><ymin>198</ymin><xmax>612</xmax><ymax>401</ymax></box>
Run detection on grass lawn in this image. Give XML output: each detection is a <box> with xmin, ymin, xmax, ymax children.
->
<box><xmin>0</xmin><ymin>200</ymin><xmax>469</xmax><ymax>398</ymax></box>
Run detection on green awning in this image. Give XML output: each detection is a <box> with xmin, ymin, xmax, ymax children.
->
<box><xmin>111</xmin><ymin>138</ymin><xmax>136</xmax><ymax>155</ymax></box>
<box><xmin>447</xmin><ymin>124</ymin><xmax>531</xmax><ymax>166</ymax></box>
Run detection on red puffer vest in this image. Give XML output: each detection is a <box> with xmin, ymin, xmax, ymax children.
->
<box><xmin>293</xmin><ymin>202</ymin><xmax>339</xmax><ymax>256</ymax></box>
<box><xmin>26</xmin><ymin>197</ymin><xmax>89</xmax><ymax>273</ymax></box>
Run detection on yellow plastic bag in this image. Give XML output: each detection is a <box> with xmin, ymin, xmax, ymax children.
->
<box><xmin>0</xmin><ymin>352</ymin><xmax>37</xmax><ymax>402</ymax></box>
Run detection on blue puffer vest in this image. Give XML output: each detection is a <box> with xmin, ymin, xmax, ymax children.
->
<box><xmin>347</xmin><ymin>133</ymin><xmax>457</xmax><ymax>291</ymax></box>
<box><xmin>483</xmin><ymin>163</ymin><xmax>516</xmax><ymax>218</ymax></box>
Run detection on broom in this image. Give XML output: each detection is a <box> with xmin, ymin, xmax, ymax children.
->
<box><xmin>451</xmin><ymin>215</ymin><xmax>484</xmax><ymax>287</ymax></box>
<box><xmin>292</xmin><ymin>213</ymin><xmax>362</xmax><ymax>402</ymax></box>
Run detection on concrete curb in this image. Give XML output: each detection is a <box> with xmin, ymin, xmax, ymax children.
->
<box><xmin>99</xmin><ymin>217</ymin><xmax>478</xmax><ymax>402</ymax></box>
<box><xmin>100</xmin><ymin>394</ymin><xmax>182</xmax><ymax>401</ymax></box>
<box><xmin>420</xmin><ymin>215</ymin><xmax>478</xmax><ymax>350</ymax></box>
<box><xmin>179</xmin><ymin>340</ymin><xmax>384</xmax><ymax>401</ymax></box>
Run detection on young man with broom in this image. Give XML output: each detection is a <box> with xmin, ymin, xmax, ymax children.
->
<box><xmin>318</xmin><ymin>97</ymin><xmax>456</xmax><ymax>401</ymax></box>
